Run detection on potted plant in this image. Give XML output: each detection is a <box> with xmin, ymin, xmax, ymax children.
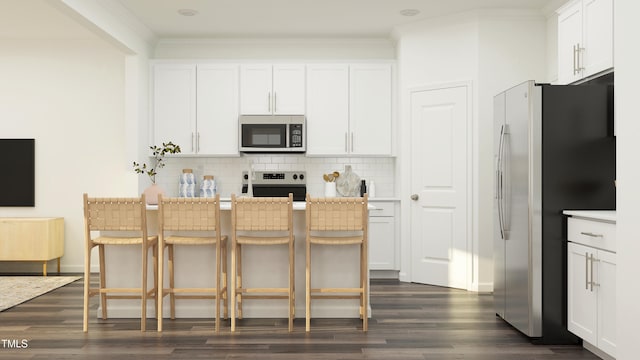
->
<box><xmin>133</xmin><ymin>141</ymin><xmax>181</xmax><ymax>204</ymax></box>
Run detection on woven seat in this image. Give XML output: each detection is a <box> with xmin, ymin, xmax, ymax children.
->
<box><xmin>157</xmin><ymin>195</ymin><xmax>228</xmax><ymax>332</ymax></box>
<box><xmin>82</xmin><ymin>194</ymin><xmax>158</xmax><ymax>332</ymax></box>
<box><xmin>230</xmin><ymin>194</ymin><xmax>295</xmax><ymax>332</ymax></box>
<box><xmin>305</xmin><ymin>194</ymin><xmax>369</xmax><ymax>332</ymax></box>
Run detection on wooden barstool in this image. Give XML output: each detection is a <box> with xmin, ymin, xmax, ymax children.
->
<box><xmin>305</xmin><ymin>193</ymin><xmax>369</xmax><ymax>332</ymax></box>
<box><xmin>82</xmin><ymin>193</ymin><xmax>158</xmax><ymax>332</ymax></box>
<box><xmin>157</xmin><ymin>194</ymin><xmax>228</xmax><ymax>332</ymax></box>
<box><xmin>230</xmin><ymin>194</ymin><xmax>295</xmax><ymax>332</ymax></box>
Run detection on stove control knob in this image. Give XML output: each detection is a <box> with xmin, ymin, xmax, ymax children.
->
<box><xmin>293</xmin><ymin>174</ymin><xmax>298</xmax><ymax>180</ymax></box>
<box><xmin>299</xmin><ymin>174</ymin><xmax>305</xmax><ymax>180</ymax></box>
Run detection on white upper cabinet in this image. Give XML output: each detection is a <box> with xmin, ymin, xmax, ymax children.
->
<box><xmin>240</xmin><ymin>64</ymin><xmax>305</xmax><ymax>115</ymax></box>
<box><xmin>557</xmin><ymin>0</ymin><xmax>613</xmax><ymax>84</ymax></box>
<box><xmin>153</xmin><ymin>63</ymin><xmax>240</xmax><ymax>155</ymax></box>
<box><xmin>196</xmin><ymin>64</ymin><xmax>240</xmax><ymax>156</ymax></box>
<box><xmin>349</xmin><ymin>64</ymin><xmax>392</xmax><ymax>155</ymax></box>
<box><xmin>305</xmin><ymin>64</ymin><xmax>350</xmax><ymax>155</ymax></box>
<box><xmin>306</xmin><ymin>63</ymin><xmax>393</xmax><ymax>156</ymax></box>
<box><xmin>153</xmin><ymin>64</ymin><xmax>197</xmax><ymax>154</ymax></box>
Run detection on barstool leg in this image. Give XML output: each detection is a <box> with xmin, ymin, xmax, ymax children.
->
<box><xmin>231</xmin><ymin>238</ymin><xmax>237</xmax><ymax>332</ymax></box>
<box><xmin>99</xmin><ymin>244</ymin><xmax>107</xmax><ymax>320</ymax></box>
<box><xmin>237</xmin><ymin>244</ymin><xmax>243</xmax><ymax>320</ymax></box>
<box><xmin>168</xmin><ymin>245</ymin><xmax>176</xmax><ymax>320</ymax></box>
<box><xmin>222</xmin><ymin>241</ymin><xmax>228</xmax><ymax>320</ymax></box>
<box><xmin>306</xmin><ymin>240</ymin><xmax>311</xmax><ymax>332</ymax></box>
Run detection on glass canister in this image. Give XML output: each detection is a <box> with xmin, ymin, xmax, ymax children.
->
<box><xmin>179</xmin><ymin>169</ymin><xmax>197</xmax><ymax>197</ymax></box>
<box><xmin>200</xmin><ymin>175</ymin><xmax>216</xmax><ymax>198</ymax></box>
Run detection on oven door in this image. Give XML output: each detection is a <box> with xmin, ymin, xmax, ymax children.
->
<box><xmin>241</xmin><ymin>123</ymin><xmax>287</xmax><ymax>150</ymax></box>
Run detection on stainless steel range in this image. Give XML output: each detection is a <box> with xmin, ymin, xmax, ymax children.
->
<box><xmin>241</xmin><ymin>170</ymin><xmax>306</xmax><ymax>201</ymax></box>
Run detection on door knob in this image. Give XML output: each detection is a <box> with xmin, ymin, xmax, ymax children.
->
<box><xmin>410</xmin><ymin>194</ymin><xmax>419</xmax><ymax>201</ymax></box>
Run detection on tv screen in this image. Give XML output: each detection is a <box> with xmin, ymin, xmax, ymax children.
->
<box><xmin>0</xmin><ymin>139</ymin><xmax>35</xmax><ymax>206</ymax></box>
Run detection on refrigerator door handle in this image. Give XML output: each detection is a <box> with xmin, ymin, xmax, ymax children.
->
<box><xmin>497</xmin><ymin>125</ymin><xmax>505</xmax><ymax>240</ymax></box>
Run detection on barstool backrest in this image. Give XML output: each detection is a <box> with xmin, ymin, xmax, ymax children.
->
<box><xmin>305</xmin><ymin>194</ymin><xmax>368</xmax><ymax>232</ymax></box>
<box><xmin>83</xmin><ymin>194</ymin><xmax>147</xmax><ymax>232</ymax></box>
<box><xmin>232</xmin><ymin>194</ymin><xmax>293</xmax><ymax>231</ymax></box>
<box><xmin>159</xmin><ymin>195</ymin><xmax>221</xmax><ymax>232</ymax></box>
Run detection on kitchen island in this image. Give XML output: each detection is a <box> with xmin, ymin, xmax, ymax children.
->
<box><xmin>97</xmin><ymin>201</ymin><xmax>371</xmax><ymax>320</ymax></box>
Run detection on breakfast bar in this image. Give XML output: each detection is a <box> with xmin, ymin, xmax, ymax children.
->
<box><xmin>98</xmin><ymin>200</ymin><xmax>370</xmax><ymax>320</ymax></box>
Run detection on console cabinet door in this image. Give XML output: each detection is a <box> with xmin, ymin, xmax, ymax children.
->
<box><xmin>567</xmin><ymin>242</ymin><xmax>597</xmax><ymax>344</ymax></box>
<box><xmin>597</xmin><ymin>249</ymin><xmax>616</xmax><ymax>357</ymax></box>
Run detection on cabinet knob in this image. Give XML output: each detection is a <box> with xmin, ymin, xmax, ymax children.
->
<box><xmin>410</xmin><ymin>194</ymin><xmax>419</xmax><ymax>201</ymax></box>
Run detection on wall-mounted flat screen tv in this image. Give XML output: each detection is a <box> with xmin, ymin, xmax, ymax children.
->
<box><xmin>0</xmin><ymin>139</ymin><xmax>35</xmax><ymax>206</ymax></box>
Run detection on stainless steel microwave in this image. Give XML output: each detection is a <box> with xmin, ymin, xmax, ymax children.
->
<box><xmin>239</xmin><ymin>115</ymin><xmax>305</xmax><ymax>153</ymax></box>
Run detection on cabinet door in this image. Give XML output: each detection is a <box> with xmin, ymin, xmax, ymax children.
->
<box><xmin>349</xmin><ymin>64</ymin><xmax>392</xmax><ymax>155</ymax></box>
<box><xmin>582</xmin><ymin>0</ymin><xmax>613</xmax><ymax>78</ymax></box>
<box><xmin>197</xmin><ymin>64</ymin><xmax>240</xmax><ymax>155</ymax></box>
<box><xmin>597</xmin><ymin>250</ymin><xmax>616</xmax><ymax>357</ymax></box>
<box><xmin>567</xmin><ymin>242</ymin><xmax>598</xmax><ymax>344</ymax></box>
<box><xmin>557</xmin><ymin>1</ymin><xmax>584</xmax><ymax>84</ymax></box>
<box><xmin>153</xmin><ymin>64</ymin><xmax>197</xmax><ymax>154</ymax></box>
<box><xmin>240</xmin><ymin>64</ymin><xmax>272</xmax><ymax>115</ymax></box>
<box><xmin>369</xmin><ymin>216</ymin><xmax>395</xmax><ymax>270</ymax></box>
<box><xmin>306</xmin><ymin>64</ymin><xmax>349</xmax><ymax>155</ymax></box>
<box><xmin>273</xmin><ymin>64</ymin><xmax>305</xmax><ymax>115</ymax></box>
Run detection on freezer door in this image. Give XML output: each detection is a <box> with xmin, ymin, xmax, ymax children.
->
<box><xmin>493</xmin><ymin>92</ymin><xmax>506</xmax><ymax>319</ymax></box>
<box><xmin>504</xmin><ymin>81</ymin><xmax>542</xmax><ymax>337</ymax></box>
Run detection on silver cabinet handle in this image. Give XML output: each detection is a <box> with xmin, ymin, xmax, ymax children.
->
<box><xmin>591</xmin><ymin>254</ymin><xmax>600</xmax><ymax>291</ymax></box>
<box><xmin>585</xmin><ymin>252</ymin><xmax>589</xmax><ymax>290</ymax></box>
<box><xmin>197</xmin><ymin>132</ymin><xmax>200</xmax><ymax>152</ymax></box>
<box><xmin>268</xmin><ymin>92</ymin><xmax>271</xmax><ymax>112</ymax></box>
<box><xmin>580</xmin><ymin>232</ymin><xmax>603</xmax><ymax>238</ymax></box>
<box><xmin>573</xmin><ymin>44</ymin><xmax>580</xmax><ymax>75</ymax></box>
<box><xmin>191</xmin><ymin>132</ymin><xmax>195</xmax><ymax>152</ymax></box>
<box><xmin>577</xmin><ymin>43</ymin><xmax>585</xmax><ymax>72</ymax></box>
<box><xmin>345</xmin><ymin>132</ymin><xmax>348</xmax><ymax>152</ymax></box>
<box><xmin>410</xmin><ymin>194</ymin><xmax>419</xmax><ymax>201</ymax></box>
<box><xmin>274</xmin><ymin>92</ymin><xmax>277</xmax><ymax>113</ymax></box>
<box><xmin>590</xmin><ymin>253</ymin><xmax>594</xmax><ymax>292</ymax></box>
<box><xmin>351</xmin><ymin>132</ymin><xmax>354</xmax><ymax>152</ymax></box>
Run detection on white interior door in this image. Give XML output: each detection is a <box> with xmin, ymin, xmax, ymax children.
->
<box><xmin>410</xmin><ymin>84</ymin><xmax>469</xmax><ymax>289</ymax></box>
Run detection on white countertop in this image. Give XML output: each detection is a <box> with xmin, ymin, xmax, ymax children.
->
<box><xmin>147</xmin><ymin>201</ymin><xmax>376</xmax><ymax>211</ymax></box>
<box><xmin>563</xmin><ymin>210</ymin><xmax>616</xmax><ymax>222</ymax></box>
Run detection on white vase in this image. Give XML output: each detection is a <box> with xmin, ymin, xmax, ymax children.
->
<box><xmin>144</xmin><ymin>183</ymin><xmax>164</xmax><ymax>205</ymax></box>
<box><xmin>324</xmin><ymin>182</ymin><xmax>337</xmax><ymax>197</ymax></box>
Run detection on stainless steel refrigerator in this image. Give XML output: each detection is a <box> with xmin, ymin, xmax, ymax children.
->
<box><xmin>493</xmin><ymin>79</ymin><xmax>615</xmax><ymax>344</ymax></box>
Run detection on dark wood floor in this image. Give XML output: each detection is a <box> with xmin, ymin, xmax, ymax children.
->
<box><xmin>0</xmin><ymin>277</ymin><xmax>599</xmax><ymax>360</ymax></box>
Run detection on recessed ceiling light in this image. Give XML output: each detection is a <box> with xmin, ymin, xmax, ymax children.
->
<box><xmin>399</xmin><ymin>9</ymin><xmax>420</xmax><ymax>17</ymax></box>
<box><xmin>177</xmin><ymin>8</ymin><xmax>199</xmax><ymax>16</ymax></box>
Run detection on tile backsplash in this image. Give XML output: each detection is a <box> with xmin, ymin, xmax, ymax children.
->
<box><xmin>156</xmin><ymin>155</ymin><xmax>395</xmax><ymax>198</ymax></box>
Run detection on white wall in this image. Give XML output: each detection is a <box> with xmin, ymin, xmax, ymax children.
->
<box><xmin>394</xmin><ymin>10</ymin><xmax>546</xmax><ymax>290</ymax></box>
<box><xmin>614</xmin><ymin>0</ymin><xmax>640</xmax><ymax>359</ymax></box>
<box><xmin>154</xmin><ymin>38</ymin><xmax>395</xmax><ymax>60</ymax></box>
<box><xmin>477</xmin><ymin>11</ymin><xmax>547</xmax><ymax>290</ymax></box>
<box><xmin>0</xmin><ymin>37</ymin><xmax>134</xmax><ymax>273</ymax></box>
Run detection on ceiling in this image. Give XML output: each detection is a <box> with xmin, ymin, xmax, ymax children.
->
<box><xmin>114</xmin><ymin>0</ymin><xmax>562</xmax><ymax>39</ymax></box>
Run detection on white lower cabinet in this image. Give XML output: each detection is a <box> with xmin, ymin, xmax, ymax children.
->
<box><xmin>368</xmin><ymin>201</ymin><xmax>397</xmax><ymax>271</ymax></box>
<box><xmin>567</xmin><ymin>216</ymin><xmax>616</xmax><ymax>358</ymax></box>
